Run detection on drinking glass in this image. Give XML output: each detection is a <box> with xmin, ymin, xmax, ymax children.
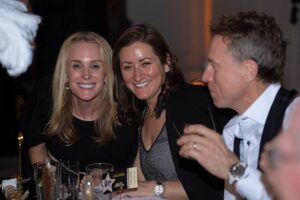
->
<box><xmin>84</xmin><ymin>163</ymin><xmax>114</xmax><ymax>200</ymax></box>
<box><xmin>32</xmin><ymin>160</ymin><xmax>57</xmax><ymax>200</ymax></box>
<box><xmin>56</xmin><ymin>161</ymin><xmax>80</xmax><ymax>200</ymax></box>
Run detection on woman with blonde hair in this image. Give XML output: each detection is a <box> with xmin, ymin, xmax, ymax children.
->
<box><xmin>27</xmin><ymin>31</ymin><xmax>137</xmax><ymax>171</ymax></box>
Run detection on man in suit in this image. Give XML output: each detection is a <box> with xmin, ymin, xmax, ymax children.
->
<box><xmin>177</xmin><ymin>11</ymin><xmax>299</xmax><ymax>200</ymax></box>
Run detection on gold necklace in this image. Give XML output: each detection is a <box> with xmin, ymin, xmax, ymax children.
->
<box><xmin>144</xmin><ymin>107</ymin><xmax>156</xmax><ymax>120</ymax></box>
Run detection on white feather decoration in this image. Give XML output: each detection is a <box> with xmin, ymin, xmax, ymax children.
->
<box><xmin>0</xmin><ymin>0</ymin><xmax>41</xmax><ymax>77</ymax></box>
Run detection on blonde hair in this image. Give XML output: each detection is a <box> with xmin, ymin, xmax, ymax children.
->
<box><xmin>47</xmin><ymin>31</ymin><xmax>116</xmax><ymax>144</ymax></box>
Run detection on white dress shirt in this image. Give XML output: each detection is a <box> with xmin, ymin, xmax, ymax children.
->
<box><xmin>223</xmin><ymin>83</ymin><xmax>299</xmax><ymax>200</ymax></box>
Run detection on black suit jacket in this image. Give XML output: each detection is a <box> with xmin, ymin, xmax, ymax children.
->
<box><xmin>166</xmin><ymin>84</ymin><xmax>235</xmax><ymax>200</ymax></box>
<box><xmin>258</xmin><ymin>87</ymin><xmax>298</xmax><ymax>167</ymax></box>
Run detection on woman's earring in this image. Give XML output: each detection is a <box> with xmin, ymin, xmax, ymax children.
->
<box><xmin>65</xmin><ymin>81</ymin><xmax>70</xmax><ymax>90</ymax></box>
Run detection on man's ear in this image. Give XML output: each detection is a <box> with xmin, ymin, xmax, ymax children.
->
<box><xmin>241</xmin><ymin>59</ymin><xmax>258</xmax><ymax>82</ymax></box>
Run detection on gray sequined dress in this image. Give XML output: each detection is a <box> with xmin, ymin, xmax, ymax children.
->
<box><xmin>139</xmin><ymin>123</ymin><xmax>178</xmax><ymax>181</ymax></box>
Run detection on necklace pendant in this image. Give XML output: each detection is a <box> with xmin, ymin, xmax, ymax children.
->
<box><xmin>144</xmin><ymin>107</ymin><xmax>156</xmax><ymax>120</ymax></box>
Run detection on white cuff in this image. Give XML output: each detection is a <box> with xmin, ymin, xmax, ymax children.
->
<box><xmin>235</xmin><ymin>167</ymin><xmax>271</xmax><ymax>200</ymax></box>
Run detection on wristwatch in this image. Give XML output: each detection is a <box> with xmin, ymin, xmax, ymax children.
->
<box><xmin>228</xmin><ymin>162</ymin><xmax>247</xmax><ymax>185</ymax></box>
<box><xmin>154</xmin><ymin>181</ymin><xmax>165</xmax><ymax>197</ymax></box>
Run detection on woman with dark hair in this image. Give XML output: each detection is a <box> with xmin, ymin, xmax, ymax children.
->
<box><xmin>113</xmin><ymin>24</ymin><xmax>233</xmax><ymax>200</ymax></box>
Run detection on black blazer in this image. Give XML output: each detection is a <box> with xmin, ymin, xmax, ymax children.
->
<box><xmin>166</xmin><ymin>84</ymin><xmax>234</xmax><ymax>200</ymax></box>
<box><xmin>258</xmin><ymin>87</ymin><xmax>298</xmax><ymax>167</ymax></box>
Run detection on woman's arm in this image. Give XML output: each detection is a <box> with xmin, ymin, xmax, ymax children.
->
<box><xmin>121</xmin><ymin>180</ymin><xmax>188</xmax><ymax>200</ymax></box>
<box><xmin>121</xmin><ymin>152</ymin><xmax>188</xmax><ymax>200</ymax></box>
<box><xmin>133</xmin><ymin>151</ymin><xmax>145</xmax><ymax>181</ymax></box>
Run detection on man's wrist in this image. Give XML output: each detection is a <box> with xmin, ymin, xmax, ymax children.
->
<box><xmin>224</xmin><ymin>157</ymin><xmax>240</xmax><ymax>179</ymax></box>
<box><xmin>227</xmin><ymin>162</ymin><xmax>247</xmax><ymax>185</ymax></box>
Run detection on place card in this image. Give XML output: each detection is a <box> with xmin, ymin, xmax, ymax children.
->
<box><xmin>102</xmin><ymin>167</ymin><xmax>138</xmax><ymax>194</ymax></box>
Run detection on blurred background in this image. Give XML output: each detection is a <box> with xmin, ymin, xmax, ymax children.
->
<box><xmin>1</xmin><ymin>0</ymin><xmax>299</xmax><ymax>178</ymax></box>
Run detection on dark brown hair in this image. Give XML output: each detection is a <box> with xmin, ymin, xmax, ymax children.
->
<box><xmin>113</xmin><ymin>24</ymin><xmax>185</xmax><ymax>124</ymax></box>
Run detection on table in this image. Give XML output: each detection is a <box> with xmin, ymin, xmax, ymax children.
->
<box><xmin>113</xmin><ymin>196</ymin><xmax>166</xmax><ymax>200</ymax></box>
<box><xmin>1</xmin><ymin>177</ymin><xmax>167</xmax><ymax>200</ymax></box>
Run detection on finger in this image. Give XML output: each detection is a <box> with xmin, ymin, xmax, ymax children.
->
<box><xmin>184</xmin><ymin>124</ymin><xmax>219</xmax><ymax>139</ymax></box>
<box><xmin>177</xmin><ymin>134</ymin><xmax>195</xmax><ymax>145</ymax></box>
<box><xmin>177</xmin><ymin>134</ymin><xmax>210</xmax><ymax>149</ymax></box>
<box><xmin>179</xmin><ymin>142</ymin><xmax>204</xmax><ymax>162</ymax></box>
<box><xmin>179</xmin><ymin>140</ymin><xmax>197</xmax><ymax>152</ymax></box>
<box><xmin>178</xmin><ymin>135</ymin><xmax>206</xmax><ymax>155</ymax></box>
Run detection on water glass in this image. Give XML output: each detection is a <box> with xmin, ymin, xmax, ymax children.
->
<box><xmin>32</xmin><ymin>161</ymin><xmax>57</xmax><ymax>200</ymax></box>
<box><xmin>56</xmin><ymin>161</ymin><xmax>80</xmax><ymax>200</ymax></box>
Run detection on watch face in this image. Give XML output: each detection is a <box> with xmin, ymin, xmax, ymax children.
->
<box><xmin>231</xmin><ymin>163</ymin><xmax>246</xmax><ymax>176</ymax></box>
<box><xmin>154</xmin><ymin>184</ymin><xmax>164</xmax><ymax>196</ymax></box>
<box><xmin>228</xmin><ymin>162</ymin><xmax>247</xmax><ymax>185</ymax></box>
<box><xmin>157</xmin><ymin>185</ymin><xmax>164</xmax><ymax>193</ymax></box>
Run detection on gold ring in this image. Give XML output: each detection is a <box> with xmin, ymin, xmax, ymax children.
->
<box><xmin>193</xmin><ymin>142</ymin><xmax>197</xmax><ymax>149</ymax></box>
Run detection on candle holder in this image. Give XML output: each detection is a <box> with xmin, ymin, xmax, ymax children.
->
<box><xmin>17</xmin><ymin>132</ymin><xmax>24</xmax><ymax>192</ymax></box>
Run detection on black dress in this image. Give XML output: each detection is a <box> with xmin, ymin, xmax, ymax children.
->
<box><xmin>47</xmin><ymin>117</ymin><xmax>138</xmax><ymax>172</ymax></box>
<box><xmin>23</xmin><ymin>76</ymin><xmax>138</xmax><ymax>173</ymax></box>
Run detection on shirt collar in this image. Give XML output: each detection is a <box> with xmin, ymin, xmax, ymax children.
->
<box><xmin>242</xmin><ymin>83</ymin><xmax>281</xmax><ymax>125</ymax></box>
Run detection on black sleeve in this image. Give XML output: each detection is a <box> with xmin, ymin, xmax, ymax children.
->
<box><xmin>109</xmin><ymin>124</ymin><xmax>138</xmax><ymax>170</ymax></box>
<box><xmin>166</xmin><ymin>84</ymin><xmax>232</xmax><ymax>200</ymax></box>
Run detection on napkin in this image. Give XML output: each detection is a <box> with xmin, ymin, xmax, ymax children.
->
<box><xmin>1</xmin><ymin>178</ymin><xmax>29</xmax><ymax>200</ymax></box>
<box><xmin>1</xmin><ymin>178</ymin><xmax>17</xmax><ymax>191</ymax></box>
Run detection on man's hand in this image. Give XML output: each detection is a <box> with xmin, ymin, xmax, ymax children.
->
<box><xmin>177</xmin><ymin>124</ymin><xmax>239</xmax><ymax>180</ymax></box>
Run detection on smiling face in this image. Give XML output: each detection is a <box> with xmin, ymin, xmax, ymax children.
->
<box><xmin>66</xmin><ymin>41</ymin><xmax>106</xmax><ymax>104</ymax></box>
<box><xmin>119</xmin><ymin>42</ymin><xmax>169</xmax><ymax>105</ymax></box>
